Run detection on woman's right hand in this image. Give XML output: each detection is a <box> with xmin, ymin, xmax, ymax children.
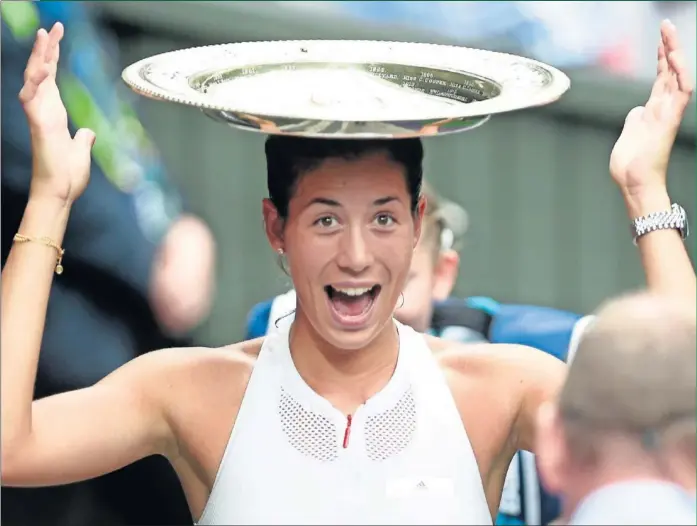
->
<box><xmin>20</xmin><ymin>23</ymin><xmax>95</xmax><ymax>206</ymax></box>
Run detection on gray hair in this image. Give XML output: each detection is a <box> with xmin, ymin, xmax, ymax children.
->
<box><xmin>560</xmin><ymin>291</ymin><xmax>696</xmax><ymax>458</ymax></box>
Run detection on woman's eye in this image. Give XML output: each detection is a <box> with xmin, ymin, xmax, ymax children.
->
<box><xmin>375</xmin><ymin>213</ymin><xmax>395</xmax><ymax>227</ymax></box>
<box><xmin>316</xmin><ymin>216</ymin><xmax>337</xmax><ymax>228</ymax></box>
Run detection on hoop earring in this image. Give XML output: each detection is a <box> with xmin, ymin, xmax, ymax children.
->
<box><xmin>275</xmin><ymin>248</ymin><xmax>289</xmax><ymax>277</ymax></box>
<box><xmin>397</xmin><ymin>292</ymin><xmax>405</xmax><ymax>309</ymax></box>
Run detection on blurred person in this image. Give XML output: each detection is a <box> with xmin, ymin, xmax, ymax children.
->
<box><xmin>536</xmin><ymin>291</ymin><xmax>696</xmax><ymax>525</ymax></box>
<box><xmin>2</xmin><ymin>2</ymin><xmax>215</xmax><ymax>525</ymax></box>
<box><xmin>1</xmin><ymin>19</ymin><xmax>693</xmax><ymax>526</ymax></box>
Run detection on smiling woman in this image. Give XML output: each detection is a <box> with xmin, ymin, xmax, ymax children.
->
<box><xmin>262</xmin><ymin>136</ymin><xmax>425</xmax><ymax>353</ymax></box>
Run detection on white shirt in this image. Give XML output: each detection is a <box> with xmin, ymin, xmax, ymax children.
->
<box><xmin>198</xmin><ymin>320</ymin><xmax>492</xmax><ymax>525</ymax></box>
<box><xmin>570</xmin><ymin>480</ymin><xmax>697</xmax><ymax>525</ymax></box>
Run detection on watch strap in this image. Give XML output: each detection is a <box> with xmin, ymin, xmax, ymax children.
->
<box><xmin>630</xmin><ymin>203</ymin><xmax>688</xmax><ymax>245</ymax></box>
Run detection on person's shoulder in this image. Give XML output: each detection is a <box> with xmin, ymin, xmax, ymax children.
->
<box><xmin>427</xmin><ymin>335</ymin><xmax>565</xmax><ymax>380</ymax></box>
<box><xmin>234</xmin><ymin>337</ymin><xmax>266</xmax><ymax>358</ymax></box>
<box><xmin>124</xmin><ymin>342</ymin><xmax>263</xmax><ymax>425</ymax></box>
<box><xmin>144</xmin><ymin>342</ymin><xmax>258</xmax><ymax>368</ymax></box>
<box><xmin>426</xmin><ymin>332</ymin><xmax>538</xmax><ymax>363</ymax></box>
<box><xmin>115</xmin><ymin>343</ymin><xmax>263</xmax><ymax>461</ymax></box>
<box><xmin>129</xmin><ymin>341</ymin><xmax>261</xmax><ymax>394</ymax></box>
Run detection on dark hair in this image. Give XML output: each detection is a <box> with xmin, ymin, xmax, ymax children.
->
<box><xmin>265</xmin><ymin>136</ymin><xmax>424</xmax><ymax>219</ymax></box>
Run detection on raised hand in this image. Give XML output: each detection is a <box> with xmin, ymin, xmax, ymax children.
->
<box><xmin>20</xmin><ymin>23</ymin><xmax>95</xmax><ymax>205</ymax></box>
<box><xmin>609</xmin><ymin>20</ymin><xmax>693</xmax><ymax>206</ymax></box>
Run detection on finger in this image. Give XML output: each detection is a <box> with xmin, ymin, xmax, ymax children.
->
<box><xmin>624</xmin><ymin>106</ymin><xmax>645</xmax><ymax>127</ymax></box>
<box><xmin>73</xmin><ymin>128</ymin><xmax>97</xmax><ymax>150</ymax></box>
<box><xmin>651</xmin><ymin>38</ymin><xmax>669</xmax><ymax>100</ymax></box>
<box><xmin>662</xmin><ymin>22</ymin><xmax>684</xmax><ymax>92</ymax></box>
<box><xmin>619</xmin><ymin>105</ymin><xmax>646</xmax><ymax>137</ymax></box>
<box><xmin>658</xmin><ymin>24</ymin><xmax>677</xmax><ymax>92</ymax></box>
<box><xmin>23</xmin><ymin>28</ymin><xmax>49</xmax><ymax>83</ymax></box>
<box><xmin>667</xmin><ymin>50</ymin><xmax>694</xmax><ymax>96</ymax></box>
<box><xmin>657</xmin><ymin>38</ymin><xmax>668</xmax><ymax>77</ymax></box>
<box><xmin>661</xmin><ymin>19</ymin><xmax>681</xmax><ymax>58</ymax></box>
<box><xmin>18</xmin><ymin>64</ymin><xmax>50</xmax><ymax>105</ymax></box>
<box><xmin>73</xmin><ymin>128</ymin><xmax>97</xmax><ymax>173</ymax></box>
<box><xmin>46</xmin><ymin>22</ymin><xmax>64</xmax><ymax>65</ymax></box>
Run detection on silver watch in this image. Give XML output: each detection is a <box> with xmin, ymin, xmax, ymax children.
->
<box><xmin>630</xmin><ymin>203</ymin><xmax>689</xmax><ymax>245</ymax></box>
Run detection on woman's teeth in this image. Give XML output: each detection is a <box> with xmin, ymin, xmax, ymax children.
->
<box><xmin>333</xmin><ymin>286</ymin><xmax>372</xmax><ymax>297</ymax></box>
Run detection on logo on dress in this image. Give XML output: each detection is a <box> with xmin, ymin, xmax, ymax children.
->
<box><xmin>386</xmin><ymin>477</ymin><xmax>454</xmax><ymax>498</ymax></box>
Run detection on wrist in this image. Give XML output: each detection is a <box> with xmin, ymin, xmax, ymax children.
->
<box><xmin>19</xmin><ymin>196</ymin><xmax>72</xmax><ymax>244</ymax></box>
<box><xmin>27</xmin><ymin>193</ymin><xmax>73</xmax><ymax>211</ymax></box>
<box><xmin>622</xmin><ymin>188</ymin><xmax>671</xmax><ymax>219</ymax></box>
<box><xmin>27</xmin><ymin>178</ymin><xmax>75</xmax><ymax>207</ymax></box>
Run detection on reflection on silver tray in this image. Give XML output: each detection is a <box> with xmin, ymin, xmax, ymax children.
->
<box><xmin>122</xmin><ymin>40</ymin><xmax>570</xmax><ymax>138</ymax></box>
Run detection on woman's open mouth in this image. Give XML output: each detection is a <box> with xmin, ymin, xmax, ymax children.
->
<box><xmin>324</xmin><ymin>284</ymin><xmax>381</xmax><ymax>329</ymax></box>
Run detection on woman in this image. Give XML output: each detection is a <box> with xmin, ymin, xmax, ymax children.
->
<box><xmin>2</xmin><ymin>21</ymin><xmax>694</xmax><ymax>526</ymax></box>
<box><xmin>247</xmin><ymin>181</ymin><xmax>582</xmax><ymax>526</ymax></box>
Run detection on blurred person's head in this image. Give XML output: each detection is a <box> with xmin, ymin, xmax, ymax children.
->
<box><xmin>262</xmin><ymin>136</ymin><xmax>425</xmax><ymax>352</ymax></box>
<box><xmin>394</xmin><ymin>182</ymin><xmax>466</xmax><ymax>332</ymax></box>
<box><xmin>536</xmin><ymin>291</ymin><xmax>697</xmax><ymax>516</ymax></box>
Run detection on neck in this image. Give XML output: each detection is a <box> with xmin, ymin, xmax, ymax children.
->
<box><xmin>288</xmin><ymin>309</ymin><xmax>400</xmax><ymax>414</ymax></box>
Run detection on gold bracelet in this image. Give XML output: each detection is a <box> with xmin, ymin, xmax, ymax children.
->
<box><xmin>13</xmin><ymin>233</ymin><xmax>65</xmax><ymax>275</ymax></box>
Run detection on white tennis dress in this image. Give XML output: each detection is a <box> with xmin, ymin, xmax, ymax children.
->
<box><xmin>197</xmin><ymin>320</ymin><xmax>492</xmax><ymax>525</ymax></box>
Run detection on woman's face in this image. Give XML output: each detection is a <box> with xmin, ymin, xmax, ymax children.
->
<box><xmin>263</xmin><ymin>151</ymin><xmax>424</xmax><ymax>351</ymax></box>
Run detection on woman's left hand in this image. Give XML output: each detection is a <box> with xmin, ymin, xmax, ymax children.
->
<box><xmin>609</xmin><ymin>20</ymin><xmax>693</xmax><ymax>213</ymax></box>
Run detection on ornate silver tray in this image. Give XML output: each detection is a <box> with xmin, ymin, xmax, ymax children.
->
<box><xmin>122</xmin><ymin>40</ymin><xmax>570</xmax><ymax>138</ymax></box>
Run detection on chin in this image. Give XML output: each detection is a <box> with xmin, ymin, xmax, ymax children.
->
<box><xmin>319</xmin><ymin>321</ymin><xmax>390</xmax><ymax>352</ymax></box>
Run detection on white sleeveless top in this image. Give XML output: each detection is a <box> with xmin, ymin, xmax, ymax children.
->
<box><xmin>197</xmin><ymin>320</ymin><xmax>491</xmax><ymax>525</ymax></box>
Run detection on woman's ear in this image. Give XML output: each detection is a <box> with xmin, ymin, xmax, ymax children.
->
<box><xmin>414</xmin><ymin>195</ymin><xmax>427</xmax><ymax>249</ymax></box>
<box><xmin>262</xmin><ymin>198</ymin><xmax>285</xmax><ymax>253</ymax></box>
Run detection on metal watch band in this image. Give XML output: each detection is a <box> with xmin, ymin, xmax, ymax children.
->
<box><xmin>630</xmin><ymin>203</ymin><xmax>689</xmax><ymax>245</ymax></box>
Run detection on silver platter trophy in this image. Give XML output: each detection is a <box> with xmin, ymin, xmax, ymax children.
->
<box><xmin>122</xmin><ymin>40</ymin><xmax>570</xmax><ymax>139</ymax></box>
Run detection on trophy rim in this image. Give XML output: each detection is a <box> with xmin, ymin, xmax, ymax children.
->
<box><xmin>122</xmin><ymin>39</ymin><xmax>570</xmax><ymax>133</ymax></box>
